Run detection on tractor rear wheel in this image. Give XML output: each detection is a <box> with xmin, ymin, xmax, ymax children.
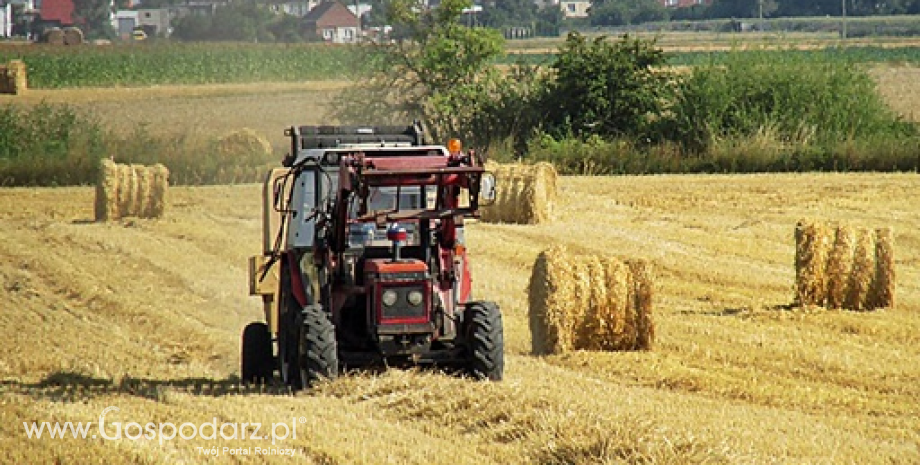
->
<box><xmin>296</xmin><ymin>304</ymin><xmax>338</xmax><ymax>388</ymax></box>
<box><xmin>465</xmin><ymin>302</ymin><xmax>504</xmax><ymax>381</ymax></box>
<box><xmin>241</xmin><ymin>322</ymin><xmax>274</xmax><ymax>384</ymax></box>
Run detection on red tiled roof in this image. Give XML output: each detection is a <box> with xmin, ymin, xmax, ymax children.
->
<box><xmin>40</xmin><ymin>0</ymin><xmax>74</xmax><ymax>24</ymax></box>
<box><xmin>304</xmin><ymin>1</ymin><xmax>359</xmax><ymax>28</ymax></box>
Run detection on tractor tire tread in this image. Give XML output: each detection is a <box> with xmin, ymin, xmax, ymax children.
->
<box><xmin>466</xmin><ymin>301</ymin><xmax>504</xmax><ymax>381</ymax></box>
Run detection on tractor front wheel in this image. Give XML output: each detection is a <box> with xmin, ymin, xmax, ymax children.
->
<box><xmin>296</xmin><ymin>304</ymin><xmax>338</xmax><ymax>388</ymax></box>
<box><xmin>241</xmin><ymin>322</ymin><xmax>274</xmax><ymax>384</ymax></box>
<box><xmin>465</xmin><ymin>302</ymin><xmax>504</xmax><ymax>381</ymax></box>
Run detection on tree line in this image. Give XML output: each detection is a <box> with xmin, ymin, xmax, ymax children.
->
<box><xmin>591</xmin><ymin>0</ymin><xmax>920</xmax><ymax>27</ymax></box>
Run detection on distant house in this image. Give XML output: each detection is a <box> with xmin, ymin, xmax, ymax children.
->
<box><xmin>559</xmin><ymin>1</ymin><xmax>590</xmax><ymax>19</ymax></box>
<box><xmin>111</xmin><ymin>10</ymin><xmax>139</xmax><ymax>38</ymax></box>
<box><xmin>1</xmin><ymin>3</ymin><xmax>12</xmax><ymax>37</ymax></box>
<box><xmin>346</xmin><ymin>3</ymin><xmax>371</xmax><ymax>19</ymax></box>
<box><xmin>660</xmin><ymin>0</ymin><xmax>711</xmax><ymax>7</ymax></box>
<box><xmin>38</xmin><ymin>0</ymin><xmax>73</xmax><ymax>25</ymax></box>
<box><xmin>303</xmin><ymin>1</ymin><xmax>359</xmax><ymax>43</ymax></box>
<box><xmin>272</xmin><ymin>1</ymin><xmax>321</xmax><ymax>18</ymax></box>
<box><xmin>136</xmin><ymin>8</ymin><xmax>170</xmax><ymax>36</ymax></box>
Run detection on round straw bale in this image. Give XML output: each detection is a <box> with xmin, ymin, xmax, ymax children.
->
<box><xmin>63</xmin><ymin>27</ymin><xmax>84</xmax><ymax>46</ymax></box>
<box><xmin>134</xmin><ymin>165</ymin><xmax>152</xmax><ymax>218</ymax></box>
<box><xmin>589</xmin><ymin>258</ymin><xmax>634</xmax><ymax>351</ymax></box>
<box><xmin>533</xmin><ymin>162</ymin><xmax>558</xmax><ymax>201</ymax></box>
<box><xmin>529</xmin><ymin>247</ymin><xmax>655</xmax><ymax>354</ymax></box>
<box><xmin>794</xmin><ymin>220</ymin><xmax>832</xmax><ymax>307</ymax></box>
<box><xmin>95</xmin><ymin>159</ymin><xmax>119</xmax><ymax>221</ymax></box>
<box><xmin>871</xmin><ymin>228</ymin><xmax>895</xmax><ymax>310</ymax></box>
<box><xmin>575</xmin><ymin>256</ymin><xmax>610</xmax><ymax>351</ymax></box>
<box><xmin>501</xmin><ymin>167</ymin><xmax>525</xmax><ymax>224</ymax></box>
<box><xmin>532</xmin><ymin>162</ymin><xmax>558</xmax><ymax>222</ymax></box>
<box><xmin>846</xmin><ymin>228</ymin><xmax>876</xmax><ymax>311</ymax></box>
<box><xmin>628</xmin><ymin>259</ymin><xmax>655</xmax><ymax>350</ymax></box>
<box><xmin>481</xmin><ymin>162</ymin><xmax>554</xmax><ymax>225</ymax></box>
<box><xmin>147</xmin><ymin>164</ymin><xmax>169</xmax><ymax>218</ymax></box>
<box><xmin>825</xmin><ymin>226</ymin><xmax>856</xmax><ymax>309</ymax></box>
<box><xmin>516</xmin><ymin>172</ymin><xmax>539</xmax><ymax>224</ymax></box>
<box><xmin>9</xmin><ymin>60</ymin><xmax>27</xmax><ymax>95</ymax></box>
<box><xmin>529</xmin><ymin>246</ymin><xmax>581</xmax><ymax>355</ymax></box>
<box><xmin>218</xmin><ymin>128</ymin><xmax>272</xmax><ymax>158</ymax></box>
<box><xmin>44</xmin><ymin>28</ymin><xmax>65</xmax><ymax>46</ymax></box>
<box><xmin>117</xmin><ymin>164</ymin><xmax>139</xmax><ymax>217</ymax></box>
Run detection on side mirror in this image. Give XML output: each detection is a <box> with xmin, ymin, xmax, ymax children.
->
<box><xmin>479</xmin><ymin>172</ymin><xmax>496</xmax><ymax>206</ymax></box>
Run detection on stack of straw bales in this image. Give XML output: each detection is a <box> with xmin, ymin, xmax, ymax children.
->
<box><xmin>95</xmin><ymin>160</ymin><xmax>169</xmax><ymax>221</ymax></box>
<box><xmin>794</xmin><ymin>220</ymin><xmax>895</xmax><ymax>311</ymax></box>
<box><xmin>218</xmin><ymin>128</ymin><xmax>272</xmax><ymax>157</ymax></box>
<box><xmin>63</xmin><ymin>27</ymin><xmax>85</xmax><ymax>46</ymax></box>
<box><xmin>0</xmin><ymin>60</ymin><xmax>27</xmax><ymax>95</ymax></box>
<box><xmin>481</xmin><ymin>162</ymin><xmax>557</xmax><ymax>224</ymax></box>
<box><xmin>529</xmin><ymin>246</ymin><xmax>654</xmax><ymax>355</ymax></box>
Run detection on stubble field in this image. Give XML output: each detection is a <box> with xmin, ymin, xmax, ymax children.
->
<box><xmin>1</xmin><ymin>63</ymin><xmax>919</xmax><ymax>463</ymax></box>
<box><xmin>0</xmin><ymin>171</ymin><xmax>918</xmax><ymax>463</ymax></box>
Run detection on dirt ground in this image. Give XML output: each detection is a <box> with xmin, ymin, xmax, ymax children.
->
<box><xmin>1</xmin><ymin>171</ymin><xmax>918</xmax><ymax>463</ymax></box>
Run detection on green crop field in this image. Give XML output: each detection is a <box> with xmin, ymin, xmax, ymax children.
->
<box><xmin>0</xmin><ymin>43</ymin><xmax>367</xmax><ymax>88</ymax></box>
<box><xmin>5</xmin><ymin>40</ymin><xmax>920</xmax><ymax>89</ymax></box>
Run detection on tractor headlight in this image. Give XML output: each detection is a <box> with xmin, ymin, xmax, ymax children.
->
<box><xmin>382</xmin><ymin>290</ymin><xmax>398</xmax><ymax>307</ymax></box>
<box><xmin>407</xmin><ymin>290</ymin><xmax>424</xmax><ymax>306</ymax></box>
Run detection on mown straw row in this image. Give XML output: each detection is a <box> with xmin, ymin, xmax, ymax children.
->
<box><xmin>481</xmin><ymin>162</ymin><xmax>557</xmax><ymax>224</ymax></box>
<box><xmin>95</xmin><ymin>160</ymin><xmax>169</xmax><ymax>221</ymax></box>
<box><xmin>0</xmin><ymin>60</ymin><xmax>27</xmax><ymax>95</ymax></box>
<box><xmin>794</xmin><ymin>220</ymin><xmax>895</xmax><ymax>311</ymax></box>
<box><xmin>529</xmin><ymin>246</ymin><xmax>654</xmax><ymax>355</ymax></box>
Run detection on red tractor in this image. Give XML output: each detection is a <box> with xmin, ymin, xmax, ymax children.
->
<box><xmin>244</xmin><ymin>124</ymin><xmax>502</xmax><ymax>389</ymax></box>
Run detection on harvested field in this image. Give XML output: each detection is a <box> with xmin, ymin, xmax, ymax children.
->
<box><xmin>2</xmin><ymin>172</ymin><xmax>918</xmax><ymax>463</ymax></box>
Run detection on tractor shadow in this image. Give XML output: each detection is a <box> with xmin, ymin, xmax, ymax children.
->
<box><xmin>2</xmin><ymin>365</ymin><xmax>467</xmax><ymax>402</ymax></box>
<box><xmin>0</xmin><ymin>370</ymin><xmax>294</xmax><ymax>403</ymax></box>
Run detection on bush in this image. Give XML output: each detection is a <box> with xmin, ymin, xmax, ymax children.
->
<box><xmin>538</xmin><ymin>33</ymin><xmax>673</xmax><ymax>141</ymax></box>
<box><xmin>664</xmin><ymin>50</ymin><xmax>916</xmax><ymax>154</ymax></box>
<box><xmin>0</xmin><ymin>104</ymin><xmax>106</xmax><ymax>186</ymax></box>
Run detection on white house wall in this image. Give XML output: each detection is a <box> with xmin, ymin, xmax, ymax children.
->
<box><xmin>1</xmin><ymin>5</ymin><xmax>10</xmax><ymax>38</ymax></box>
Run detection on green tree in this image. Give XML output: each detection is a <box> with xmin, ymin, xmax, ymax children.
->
<box><xmin>538</xmin><ymin>32</ymin><xmax>672</xmax><ymax>140</ymax></box>
<box><xmin>172</xmin><ymin>2</ymin><xmax>280</xmax><ymax>42</ymax></box>
<box><xmin>362</xmin><ymin>0</ymin><xmax>390</xmax><ymax>28</ymax></box>
<box><xmin>708</xmin><ymin>0</ymin><xmax>777</xmax><ymax>18</ymax></box>
<box><xmin>172</xmin><ymin>14</ymin><xmax>214</xmax><ymax>41</ymax></box>
<box><xmin>72</xmin><ymin>0</ymin><xmax>126</xmax><ymax>38</ymax></box>
<box><xmin>479</xmin><ymin>0</ymin><xmax>539</xmax><ymax>28</ymax></box>
<box><xmin>332</xmin><ymin>0</ymin><xmax>505</xmax><ymax>142</ymax></box>
<box><xmin>589</xmin><ymin>0</ymin><xmax>667</xmax><ymax>26</ymax></box>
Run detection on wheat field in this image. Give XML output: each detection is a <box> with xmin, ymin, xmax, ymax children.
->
<box><xmin>0</xmin><ymin>171</ymin><xmax>917</xmax><ymax>463</ymax></box>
